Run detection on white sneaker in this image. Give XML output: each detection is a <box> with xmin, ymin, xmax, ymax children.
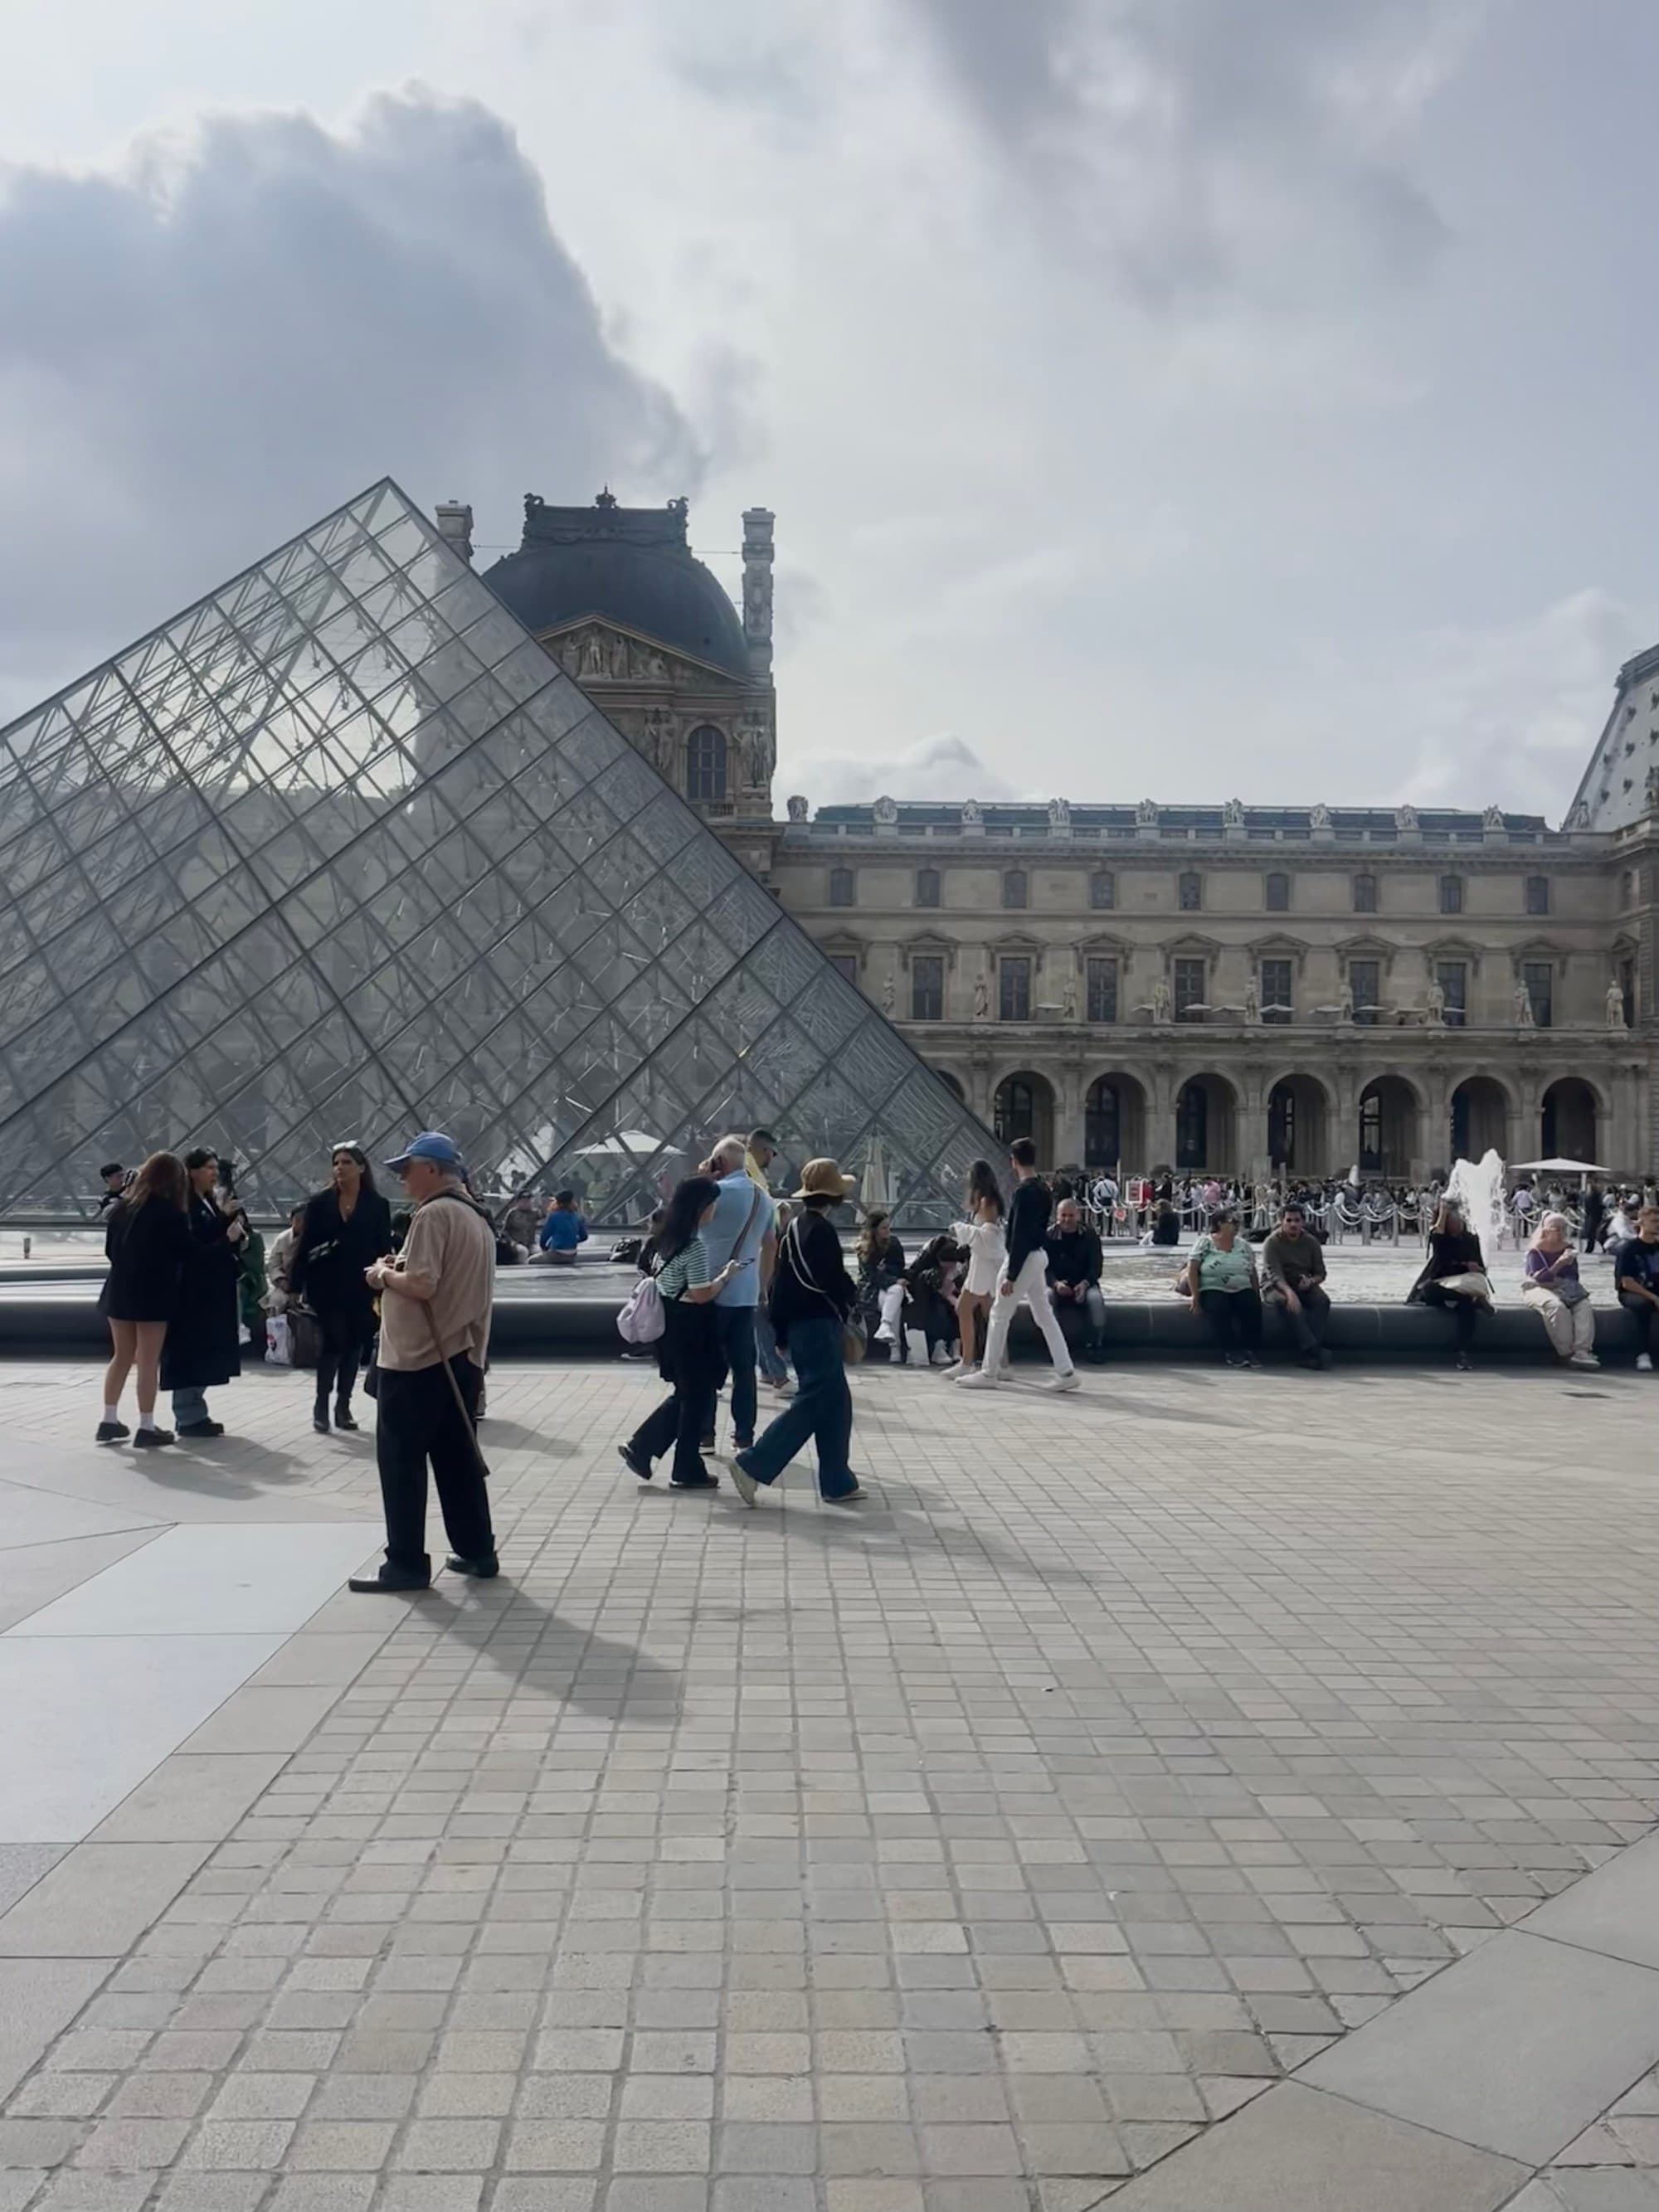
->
<box><xmin>956</xmin><ymin>1369</ymin><xmax>1000</xmax><ymax>1390</ymax></box>
<box><xmin>1047</xmin><ymin>1370</ymin><xmax>1081</xmax><ymax>1393</ymax></box>
<box><xmin>728</xmin><ymin>1454</ymin><xmax>760</xmax><ymax>1508</ymax></box>
<box><xmin>1640</xmin><ymin>1354</ymin><xmax>1654</xmax><ymax>1373</ymax></box>
<box><xmin>936</xmin><ymin>1361</ymin><xmax>963</xmax><ymax>1382</ymax></box>
<box><xmin>1569</xmin><ymin>1350</ymin><xmax>1600</xmax><ymax>1368</ymax></box>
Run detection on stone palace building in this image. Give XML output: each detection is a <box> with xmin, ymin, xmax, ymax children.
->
<box><xmin>454</xmin><ymin>491</ymin><xmax>1659</xmax><ymax>1184</ymax></box>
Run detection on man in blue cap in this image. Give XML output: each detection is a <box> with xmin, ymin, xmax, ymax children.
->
<box><xmin>348</xmin><ymin>1132</ymin><xmax>499</xmax><ymax>1594</ymax></box>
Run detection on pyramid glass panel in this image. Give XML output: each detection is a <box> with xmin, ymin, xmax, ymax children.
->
<box><xmin>0</xmin><ymin>479</ymin><xmax>995</xmax><ymax>1223</ymax></box>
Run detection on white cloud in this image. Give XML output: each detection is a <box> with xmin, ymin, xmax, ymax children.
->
<box><xmin>781</xmin><ymin>732</ymin><xmax>1026</xmax><ymax>809</ymax></box>
<box><xmin>0</xmin><ymin>87</ymin><xmax>708</xmax><ymax>716</ymax></box>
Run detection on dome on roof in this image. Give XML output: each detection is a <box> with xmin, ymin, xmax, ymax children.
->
<box><xmin>481</xmin><ymin>493</ymin><xmax>749</xmax><ymax>677</ymax></box>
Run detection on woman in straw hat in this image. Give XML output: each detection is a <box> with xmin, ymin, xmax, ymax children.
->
<box><xmin>731</xmin><ymin>1159</ymin><xmax>864</xmax><ymax>1505</ymax></box>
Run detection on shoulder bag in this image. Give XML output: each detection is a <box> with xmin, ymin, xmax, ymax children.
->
<box><xmin>786</xmin><ymin>1217</ymin><xmax>865</xmax><ymax>1363</ymax></box>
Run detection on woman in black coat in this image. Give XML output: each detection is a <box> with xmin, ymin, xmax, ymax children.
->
<box><xmin>100</xmin><ymin>1150</ymin><xmax>192</xmax><ymax>1447</ymax></box>
<box><xmin>1408</xmin><ymin>1199</ymin><xmax>1493</xmax><ymax>1371</ymax></box>
<box><xmin>290</xmin><ymin>1144</ymin><xmax>394</xmax><ymax>1432</ymax></box>
<box><xmin>160</xmin><ymin>1146</ymin><xmax>246</xmax><ymax>1437</ymax></box>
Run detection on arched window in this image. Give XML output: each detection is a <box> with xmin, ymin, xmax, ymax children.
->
<box><xmin>1178</xmin><ymin>871</ymin><xmax>1202</xmax><ymax>911</ymax></box>
<box><xmin>685</xmin><ymin>725</ymin><xmax>727</xmax><ymax>804</ymax></box>
<box><xmin>915</xmin><ymin>867</ymin><xmax>941</xmax><ymax>908</ymax></box>
<box><xmin>1002</xmin><ymin>868</ymin><xmax>1028</xmax><ymax>910</ymax></box>
<box><xmin>994</xmin><ymin>1077</ymin><xmax>1036</xmax><ymax>1144</ymax></box>
<box><xmin>1089</xmin><ymin>870</ymin><xmax>1115</xmax><ymax>911</ymax></box>
<box><xmin>1264</xmin><ymin>872</ymin><xmax>1290</xmax><ymax>912</ymax></box>
<box><xmin>1353</xmin><ymin>872</ymin><xmax>1378</xmax><ymax>913</ymax></box>
<box><xmin>1438</xmin><ymin>873</ymin><xmax>1463</xmax><ymax>915</ymax></box>
<box><xmin>828</xmin><ymin>866</ymin><xmax>855</xmax><ymax>908</ymax></box>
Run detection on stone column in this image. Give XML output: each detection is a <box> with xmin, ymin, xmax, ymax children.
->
<box><xmin>1054</xmin><ymin>1053</ymin><xmax>1086</xmax><ymax>1168</ymax></box>
<box><xmin>1145</xmin><ymin>1061</ymin><xmax>1179</xmax><ymax>1174</ymax></box>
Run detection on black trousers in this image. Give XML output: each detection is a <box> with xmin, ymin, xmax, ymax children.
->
<box><xmin>1421</xmin><ymin>1281</ymin><xmax>1479</xmax><ymax>1349</ymax></box>
<box><xmin>1620</xmin><ymin>1292</ymin><xmax>1657</xmax><ymax>1358</ymax></box>
<box><xmin>315</xmin><ymin>1303</ymin><xmax>374</xmax><ymax>1410</ymax></box>
<box><xmin>1199</xmin><ymin>1287</ymin><xmax>1262</xmax><ymax>1354</ymax></box>
<box><xmin>373</xmin><ymin>1357</ymin><xmax>493</xmax><ymax>1580</ymax></box>
<box><xmin>1266</xmin><ymin>1283</ymin><xmax>1331</xmax><ymax>1355</ymax></box>
<box><xmin>630</xmin><ymin>1302</ymin><xmax>718</xmax><ymax>1484</ymax></box>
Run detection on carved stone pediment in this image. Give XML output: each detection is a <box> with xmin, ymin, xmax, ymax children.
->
<box><xmin>541</xmin><ymin>620</ymin><xmax>747</xmax><ymax>691</ymax></box>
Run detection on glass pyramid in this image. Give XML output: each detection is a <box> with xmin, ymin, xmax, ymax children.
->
<box><xmin>0</xmin><ymin>479</ymin><xmax>994</xmax><ymax>1226</ymax></box>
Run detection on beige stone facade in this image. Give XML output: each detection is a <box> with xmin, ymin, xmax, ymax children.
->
<box><xmin>764</xmin><ymin>800</ymin><xmax>1658</xmax><ymax>1179</ymax></box>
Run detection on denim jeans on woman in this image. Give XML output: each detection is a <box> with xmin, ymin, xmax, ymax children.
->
<box><xmin>739</xmin><ymin>1315</ymin><xmax>856</xmax><ymax>1497</ymax></box>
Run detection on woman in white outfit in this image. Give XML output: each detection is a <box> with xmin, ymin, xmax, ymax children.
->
<box><xmin>941</xmin><ymin>1159</ymin><xmax>1005</xmax><ymax>1380</ymax></box>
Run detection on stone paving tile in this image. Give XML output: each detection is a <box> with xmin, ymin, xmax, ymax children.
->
<box><xmin>2</xmin><ymin>1357</ymin><xmax>1659</xmax><ymax>2208</ymax></box>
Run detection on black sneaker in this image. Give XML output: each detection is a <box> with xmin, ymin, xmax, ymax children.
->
<box><xmin>132</xmin><ymin>1427</ymin><xmax>175</xmax><ymax>1448</ymax></box>
<box><xmin>1456</xmin><ymin>1350</ymin><xmax>1473</xmax><ymax>1372</ymax></box>
<box><xmin>618</xmin><ymin>1441</ymin><xmax>652</xmax><ymax>1480</ymax></box>
<box><xmin>177</xmin><ymin>1419</ymin><xmax>225</xmax><ymax>1438</ymax></box>
<box><xmin>670</xmin><ymin>1468</ymin><xmax>719</xmax><ymax>1490</ymax></box>
<box><xmin>333</xmin><ymin>1406</ymin><xmax>358</xmax><ymax>1432</ymax></box>
<box><xmin>445</xmin><ymin>1553</ymin><xmax>499</xmax><ymax>1578</ymax></box>
<box><xmin>348</xmin><ymin>1568</ymin><xmax>431</xmax><ymax>1593</ymax></box>
<box><xmin>95</xmin><ymin>1420</ymin><xmax>130</xmax><ymax>1445</ymax></box>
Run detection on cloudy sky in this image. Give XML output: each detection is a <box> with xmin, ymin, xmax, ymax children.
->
<box><xmin>4</xmin><ymin>0</ymin><xmax>1656</xmax><ymax>819</ymax></box>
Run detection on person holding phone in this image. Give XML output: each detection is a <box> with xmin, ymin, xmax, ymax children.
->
<box><xmin>695</xmin><ymin>1135</ymin><xmax>777</xmax><ymax>1455</ymax></box>
<box><xmin>1523</xmin><ymin>1212</ymin><xmax>1597</xmax><ymax>1366</ymax></box>
<box><xmin>620</xmin><ymin>1175</ymin><xmax>743</xmax><ymax>1490</ymax></box>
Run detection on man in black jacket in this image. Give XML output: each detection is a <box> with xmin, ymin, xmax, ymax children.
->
<box><xmin>959</xmin><ymin>1142</ymin><xmax>1079</xmax><ymax>1393</ymax></box>
<box><xmin>1045</xmin><ymin>1198</ymin><xmax>1107</xmax><ymax>1363</ymax></box>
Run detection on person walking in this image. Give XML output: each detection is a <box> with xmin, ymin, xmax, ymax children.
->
<box><xmin>941</xmin><ymin>1159</ymin><xmax>1005</xmax><ymax>1381</ymax></box>
<box><xmin>693</xmin><ymin>1136</ymin><xmax>776</xmax><ymax>1451</ymax></box>
<box><xmin>98</xmin><ymin>1151</ymin><xmax>192</xmax><ymax>1446</ymax></box>
<box><xmin>349</xmin><ymin>1132</ymin><xmax>497</xmax><ymax>1594</ymax></box>
<box><xmin>731</xmin><ymin>1160</ymin><xmax>864</xmax><ymax>1505</ymax></box>
<box><xmin>1261</xmin><ymin>1200</ymin><xmax>1332</xmax><ymax>1367</ymax></box>
<box><xmin>960</xmin><ymin>1138</ymin><xmax>1079</xmax><ymax>1392</ymax></box>
<box><xmin>160</xmin><ymin>1146</ymin><xmax>245</xmax><ymax>1437</ymax></box>
<box><xmin>1523</xmin><ymin>1212</ymin><xmax>1598</xmax><ymax>1367</ymax></box>
<box><xmin>1408</xmin><ymin>1200</ymin><xmax>1493</xmax><ymax>1371</ymax></box>
<box><xmin>755</xmin><ymin>1200</ymin><xmax>795</xmax><ymax>1397</ymax></box>
<box><xmin>291</xmin><ymin>1145</ymin><xmax>395</xmax><ymax>1432</ymax></box>
<box><xmin>620</xmin><ymin>1174</ymin><xmax>744</xmax><ymax>1490</ymax></box>
<box><xmin>1182</xmin><ymin>1211</ymin><xmax>1264</xmax><ymax>1366</ymax></box>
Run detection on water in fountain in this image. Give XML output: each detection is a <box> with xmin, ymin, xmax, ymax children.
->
<box><xmin>1445</xmin><ymin>1149</ymin><xmax>1507</xmax><ymax>1265</ymax></box>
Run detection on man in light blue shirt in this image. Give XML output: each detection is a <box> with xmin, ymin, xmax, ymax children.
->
<box><xmin>698</xmin><ymin>1135</ymin><xmax>776</xmax><ymax>1451</ymax></box>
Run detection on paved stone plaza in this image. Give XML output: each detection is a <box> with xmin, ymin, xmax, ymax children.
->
<box><xmin>2</xmin><ymin>1351</ymin><xmax>1659</xmax><ymax>2210</ymax></box>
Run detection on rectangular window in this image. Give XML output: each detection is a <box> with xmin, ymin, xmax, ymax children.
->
<box><xmin>828</xmin><ymin>954</ymin><xmax>859</xmax><ymax>985</ymax></box>
<box><xmin>1436</xmin><ymin>960</ymin><xmax>1467</xmax><ymax>1028</ymax></box>
<box><xmin>1000</xmin><ymin>956</ymin><xmax>1031</xmax><ymax>1022</ymax></box>
<box><xmin>1259</xmin><ymin>958</ymin><xmax>1293</xmax><ymax>1024</ymax></box>
<box><xmin>828</xmin><ymin>867</ymin><xmax>854</xmax><ymax>907</ymax></box>
<box><xmin>911</xmin><ymin>954</ymin><xmax>943</xmax><ymax>1021</ymax></box>
<box><xmin>1522</xmin><ymin>960</ymin><xmax>1553</xmax><ymax>1028</ymax></box>
<box><xmin>1086</xmin><ymin>955</ymin><xmax>1118</xmax><ymax>1023</ymax></box>
<box><xmin>1173</xmin><ymin>958</ymin><xmax>1207</xmax><ymax>1022</ymax></box>
<box><xmin>1353</xmin><ymin>873</ymin><xmax>1378</xmax><ymax>913</ymax></box>
<box><xmin>1265</xmin><ymin>872</ymin><xmax>1290</xmax><ymax>912</ymax></box>
<box><xmin>1350</xmin><ymin>958</ymin><xmax>1381</xmax><ymax>1025</ymax></box>
<box><xmin>1525</xmin><ymin>874</ymin><xmax>1550</xmax><ymax>916</ymax></box>
<box><xmin>1439</xmin><ymin>875</ymin><xmax>1463</xmax><ymax>915</ymax></box>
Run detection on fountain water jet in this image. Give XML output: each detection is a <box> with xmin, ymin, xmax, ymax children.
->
<box><xmin>1445</xmin><ymin>1149</ymin><xmax>1508</xmax><ymax>1266</ymax></box>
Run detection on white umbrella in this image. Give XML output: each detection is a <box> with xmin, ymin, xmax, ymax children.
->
<box><xmin>573</xmin><ymin>1130</ymin><xmax>667</xmax><ymax>1159</ymax></box>
<box><xmin>1509</xmin><ymin>1157</ymin><xmax>1609</xmax><ymax>1176</ymax></box>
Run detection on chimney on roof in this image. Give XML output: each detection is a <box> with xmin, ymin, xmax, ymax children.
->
<box><xmin>435</xmin><ymin>501</ymin><xmax>474</xmax><ymax>567</ymax></box>
<box><xmin>742</xmin><ymin>508</ymin><xmax>775</xmax><ymax>678</ymax></box>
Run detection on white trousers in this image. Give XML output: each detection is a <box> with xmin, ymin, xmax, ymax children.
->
<box><xmin>980</xmin><ymin>1250</ymin><xmax>1075</xmax><ymax>1378</ymax></box>
<box><xmin>1523</xmin><ymin>1286</ymin><xmax>1595</xmax><ymax>1359</ymax></box>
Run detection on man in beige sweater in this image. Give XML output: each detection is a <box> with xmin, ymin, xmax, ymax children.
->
<box><xmin>348</xmin><ymin>1131</ymin><xmax>498</xmax><ymax>1594</ymax></box>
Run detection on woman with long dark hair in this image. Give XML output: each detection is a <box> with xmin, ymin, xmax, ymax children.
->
<box><xmin>854</xmin><ymin>1208</ymin><xmax>907</xmax><ymax>1358</ymax></box>
<box><xmin>161</xmin><ymin>1146</ymin><xmax>246</xmax><ymax>1437</ymax></box>
<box><xmin>941</xmin><ymin>1159</ymin><xmax>1005</xmax><ymax>1380</ymax></box>
<box><xmin>291</xmin><ymin>1144</ymin><xmax>395</xmax><ymax>1432</ymax></box>
<box><xmin>1408</xmin><ymin>1199</ymin><xmax>1493</xmax><ymax>1371</ymax></box>
<box><xmin>99</xmin><ymin>1150</ymin><xmax>192</xmax><ymax>1446</ymax></box>
<box><xmin>619</xmin><ymin>1174</ymin><xmax>742</xmax><ymax>1489</ymax></box>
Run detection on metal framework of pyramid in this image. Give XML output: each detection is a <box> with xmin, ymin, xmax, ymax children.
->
<box><xmin>0</xmin><ymin>479</ymin><xmax>995</xmax><ymax>1225</ymax></box>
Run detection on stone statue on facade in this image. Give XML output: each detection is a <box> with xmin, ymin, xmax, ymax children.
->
<box><xmin>1136</xmin><ymin>798</ymin><xmax>1159</xmax><ymax>828</ymax></box>
<box><xmin>786</xmin><ymin>793</ymin><xmax>809</xmax><ymax>823</ymax></box>
<box><xmin>1608</xmin><ymin>977</ymin><xmax>1628</xmax><ymax>1029</ymax></box>
<box><xmin>1048</xmin><ymin>798</ymin><xmax>1071</xmax><ymax>834</ymax></box>
<box><xmin>1483</xmin><ymin>804</ymin><xmax>1506</xmax><ymax>832</ymax></box>
<box><xmin>1394</xmin><ymin>803</ymin><xmax>1418</xmax><ymax>835</ymax></box>
<box><xmin>873</xmin><ymin>795</ymin><xmax>898</xmax><ymax>826</ymax></box>
<box><xmin>1223</xmin><ymin>797</ymin><xmax>1245</xmax><ymax>829</ymax></box>
<box><xmin>972</xmin><ymin>970</ymin><xmax>990</xmax><ymax>1022</ymax></box>
<box><xmin>1646</xmin><ymin>766</ymin><xmax>1659</xmax><ymax>814</ymax></box>
<box><xmin>1151</xmin><ymin>973</ymin><xmax>1170</xmax><ymax>1023</ymax></box>
<box><xmin>610</xmin><ymin>634</ymin><xmax>631</xmax><ymax>678</ymax></box>
<box><xmin>1565</xmin><ymin>799</ymin><xmax>1591</xmax><ymax>830</ymax></box>
<box><xmin>1243</xmin><ymin>973</ymin><xmax>1259</xmax><ymax>1023</ymax></box>
<box><xmin>1514</xmin><ymin>977</ymin><xmax>1535</xmax><ymax>1027</ymax></box>
<box><xmin>581</xmin><ymin>631</ymin><xmax>606</xmax><ymax>678</ymax></box>
<box><xmin>1310</xmin><ymin>801</ymin><xmax>1332</xmax><ymax>831</ymax></box>
<box><xmin>881</xmin><ymin>969</ymin><xmax>895</xmax><ymax>1016</ymax></box>
<box><xmin>1339</xmin><ymin>978</ymin><xmax>1355</xmax><ymax>1024</ymax></box>
<box><xmin>738</xmin><ymin>721</ymin><xmax>774</xmax><ymax>787</ymax></box>
<box><xmin>1426</xmin><ymin>975</ymin><xmax>1446</xmax><ymax>1024</ymax></box>
<box><xmin>1062</xmin><ymin>976</ymin><xmax>1078</xmax><ymax>1022</ymax></box>
<box><xmin>961</xmin><ymin>799</ymin><xmax>982</xmax><ymax>828</ymax></box>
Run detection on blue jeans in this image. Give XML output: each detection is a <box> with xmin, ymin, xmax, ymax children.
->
<box><xmin>742</xmin><ymin>1316</ymin><xmax>855</xmax><ymax>1497</ymax></box>
<box><xmin>171</xmin><ymin>1386</ymin><xmax>209</xmax><ymax>1427</ymax></box>
<box><xmin>753</xmin><ymin>1306</ymin><xmax>788</xmax><ymax>1384</ymax></box>
<box><xmin>713</xmin><ymin>1305</ymin><xmax>759</xmax><ymax>1446</ymax></box>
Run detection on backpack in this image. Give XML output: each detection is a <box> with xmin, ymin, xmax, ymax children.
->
<box><xmin>616</xmin><ymin>1272</ymin><xmax>665</xmax><ymax>1344</ymax></box>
